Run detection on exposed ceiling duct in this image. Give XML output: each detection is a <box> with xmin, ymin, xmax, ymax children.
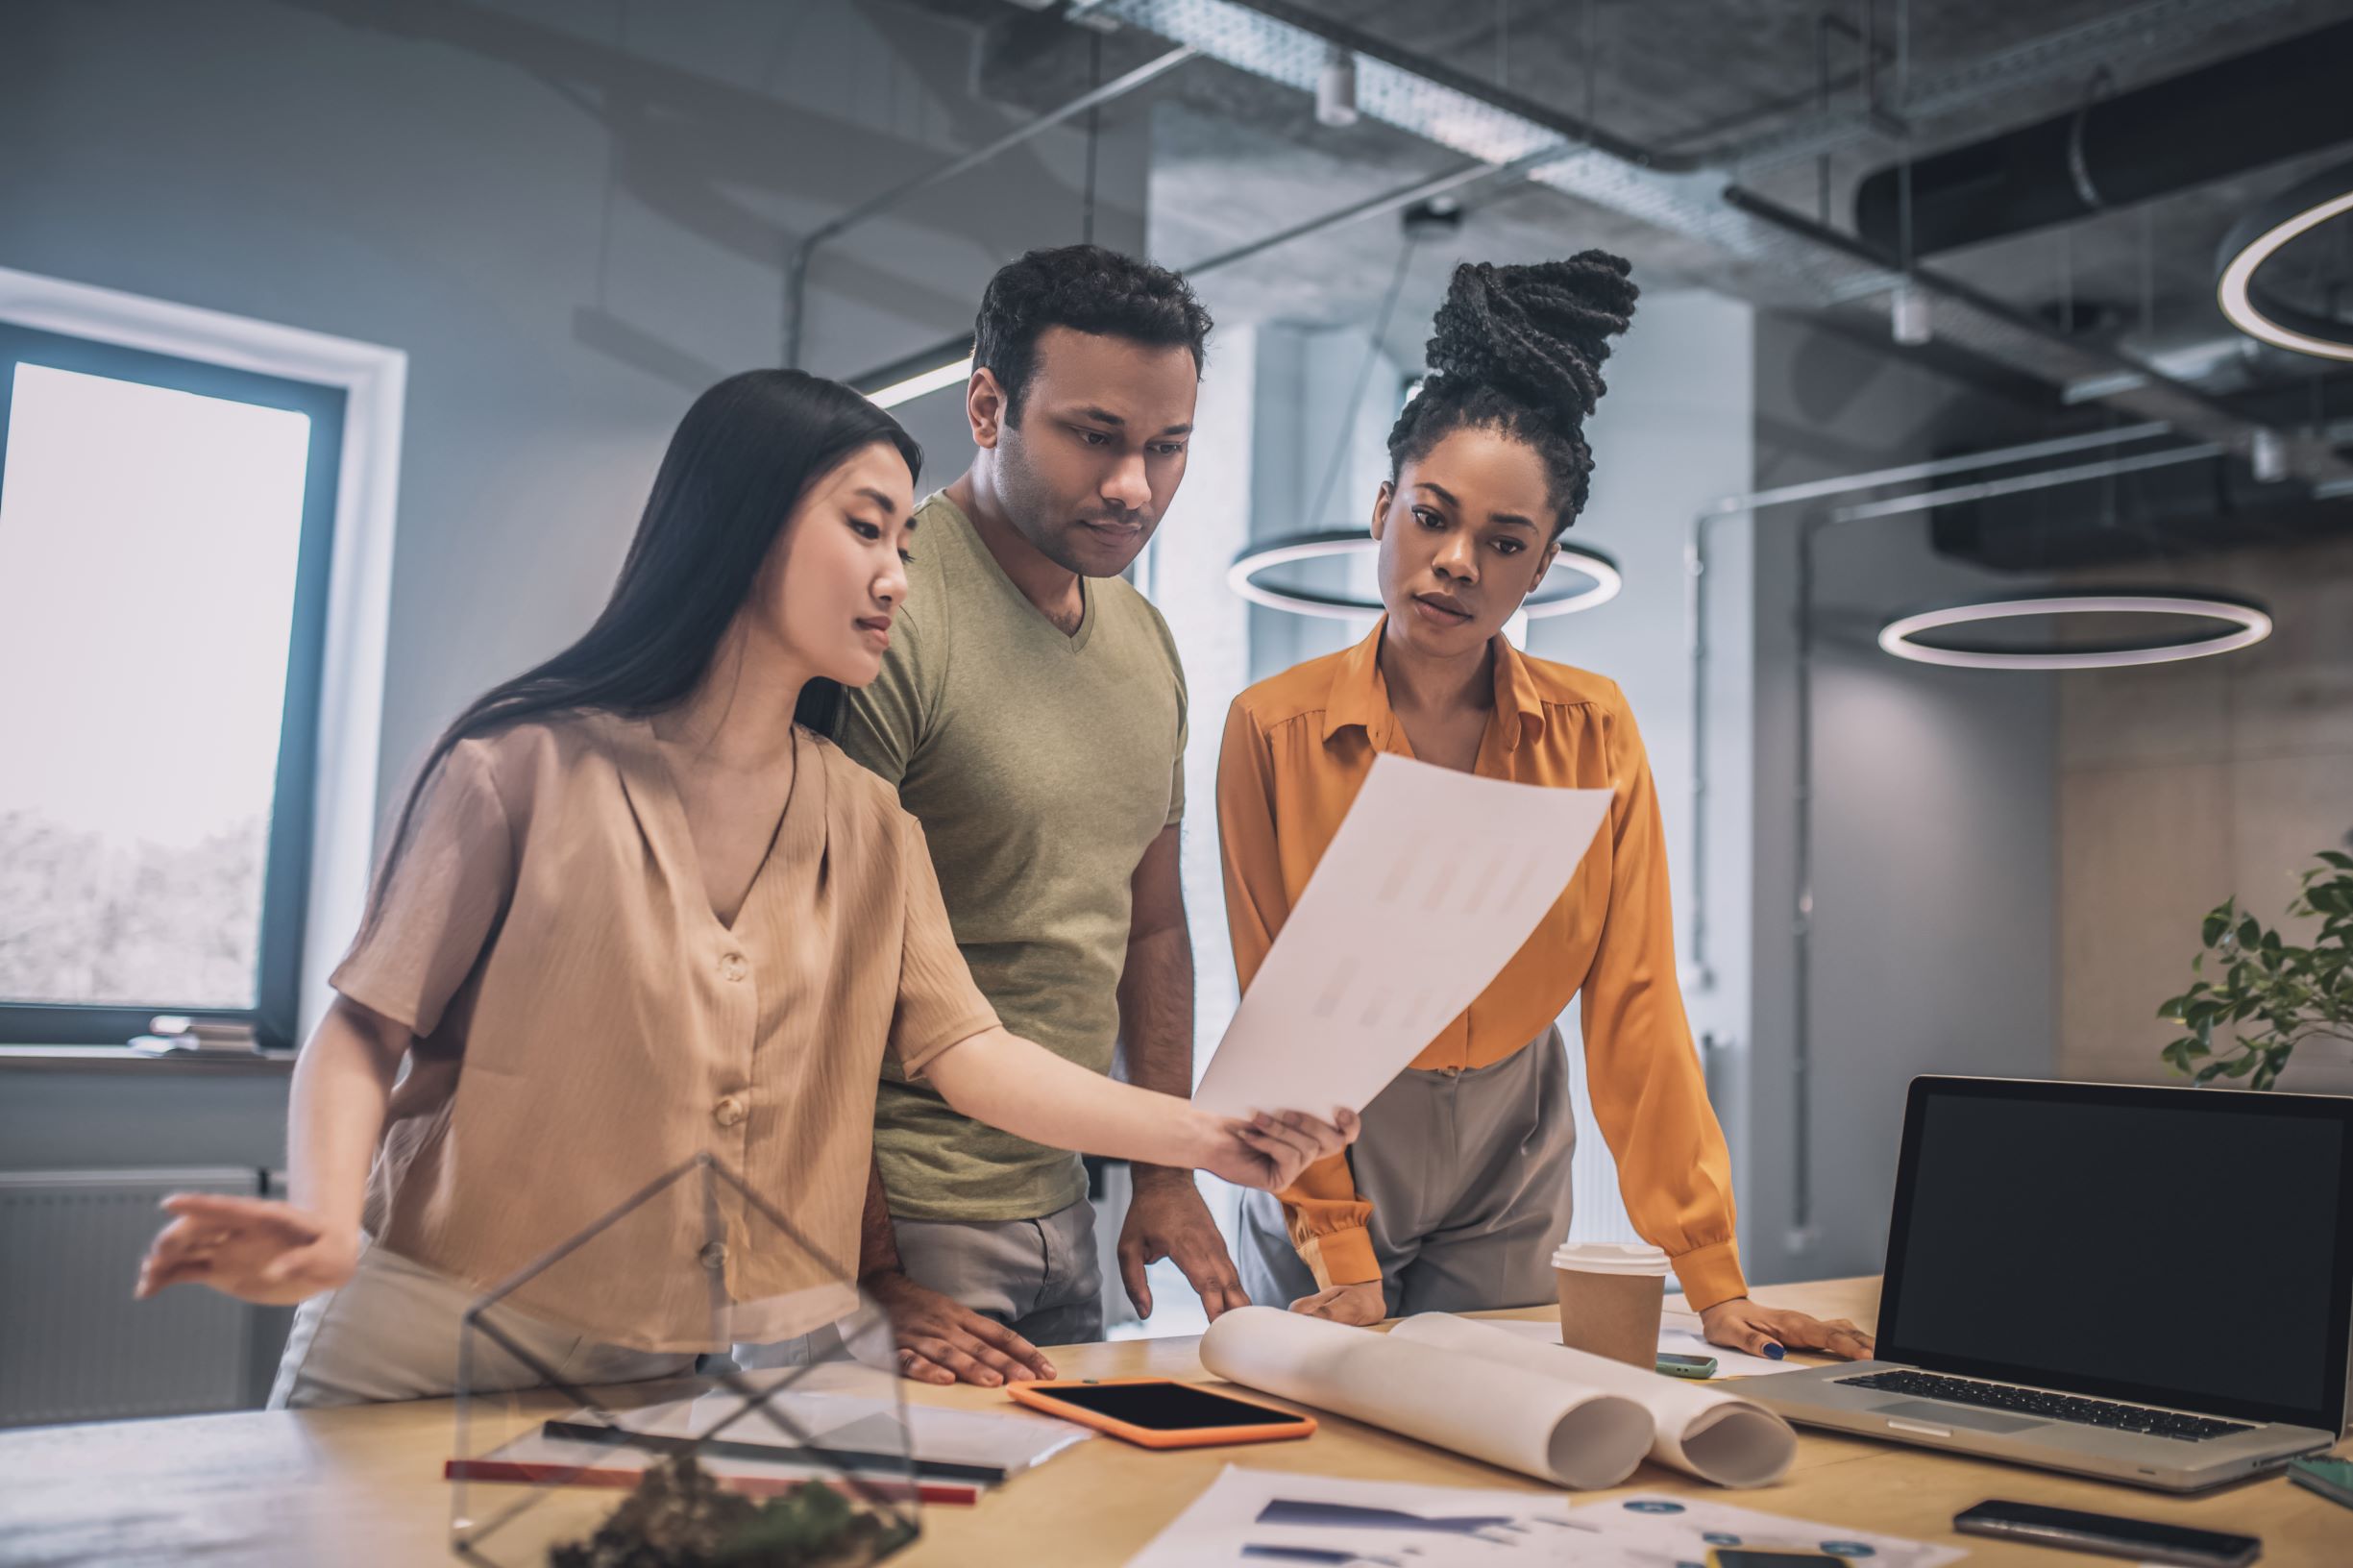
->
<box><xmin>1067</xmin><ymin>0</ymin><xmax>2353</xmax><ymax>493</ymax></box>
<box><xmin>1930</xmin><ymin>435</ymin><xmax>2353</xmax><ymax>570</ymax></box>
<box><xmin>1852</xmin><ymin>17</ymin><xmax>2353</xmax><ymax>259</ymax></box>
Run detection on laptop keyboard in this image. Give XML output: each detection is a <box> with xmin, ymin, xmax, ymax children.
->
<box><xmin>1836</xmin><ymin>1370</ymin><xmax>2255</xmax><ymax>1442</ymax></box>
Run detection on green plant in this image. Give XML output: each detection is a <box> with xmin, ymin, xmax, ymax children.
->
<box><xmin>2158</xmin><ymin>850</ymin><xmax>2353</xmax><ymax>1090</ymax></box>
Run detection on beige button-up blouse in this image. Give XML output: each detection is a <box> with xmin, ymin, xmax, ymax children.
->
<box><xmin>332</xmin><ymin>714</ymin><xmax>997</xmax><ymax>1352</ymax></box>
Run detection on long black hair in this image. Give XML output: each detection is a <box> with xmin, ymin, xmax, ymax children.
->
<box><xmin>1386</xmin><ymin>253</ymin><xmax>1638</xmax><ymax>535</ymax></box>
<box><xmin>363</xmin><ymin>369</ymin><xmax>920</xmax><ymax>927</ymax></box>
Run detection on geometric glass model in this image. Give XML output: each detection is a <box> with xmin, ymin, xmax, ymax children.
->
<box><xmin>449</xmin><ymin>1154</ymin><xmax>919</xmax><ymax>1566</ymax></box>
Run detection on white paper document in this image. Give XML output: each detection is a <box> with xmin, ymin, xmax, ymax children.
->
<box><xmin>1559</xmin><ymin>1494</ymin><xmax>1968</xmax><ymax>1568</ymax></box>
<box><xmin>1480</xmin><ymin>1313</ymin><xmax>1809</xmax><ymax>1377</ymax></box>
<box><xmin>608</xmin><ymin>1372</ymin><xmax>1090</xmax><ymax>1479</ymax></box>
<box><xmin>1124</xmin><ymin>1470</ymin><xmax>1968</xmax><ymax>1568</ymax></box>
<box><xmin>1194</xmin><ymin>754</ymin><xmax>1610</xmax><ymax>1117</ymax></box>
<box><xmin>465</xmin><ymin>1367</ymin><xmax>1091</xmax><ymax>1497</ymax></box>
<box><xmin>1123</xmin><ymin>1466</ymin><xmax>1590</xmax><ymax>1568</ymax></box>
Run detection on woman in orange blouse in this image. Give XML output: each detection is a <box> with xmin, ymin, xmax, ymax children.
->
<box><xmin>1218</xmin><ymin>257</ymin><xmax>1868</xmax><ymax>1362</ymax></box>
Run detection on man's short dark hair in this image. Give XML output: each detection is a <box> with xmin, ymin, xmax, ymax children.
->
<box><xmin>972</xmin><ymin>245</ymin><xmax>1213</xmax><ymax>425</ymax></box>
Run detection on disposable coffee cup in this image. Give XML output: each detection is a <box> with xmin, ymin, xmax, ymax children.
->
<box><xmin>1553</xmin><ymin>1241</ymin><xmax>1670</xmax><ymax>1368</ymax></box>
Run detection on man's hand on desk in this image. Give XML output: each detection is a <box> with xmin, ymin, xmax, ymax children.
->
<box><xmin>1700</xmin><ymin>1295</ymin><xmax>1875</xmax><ymax>1361</ymax></box>
<box><xmin>1119</xmin><ymin>1167</ymin><xmax>1251</xmax><ymax>1322</ymax></box>
<box><xmin>1288</xmin><ymin>1279</ymin><xmax>1386</xmax><ymax>1326</ymax></box>
<box><xmin>133</xmin><ymin>1193</ymin><xmax>358</xmax><ymax>1306</ymax></box>
<box><xmin>863</xmin><ymin>1268</ymin><xmax>1058</xmax><ymax>1388</ymax></box>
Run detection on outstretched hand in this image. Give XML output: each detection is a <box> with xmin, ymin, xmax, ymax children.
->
<box><xmin>1203</xmin><ymin>1109</ymin><xmax>1360</xmax><ymax>1192</ymax></box>
<box><xmin>134</xmin><ymin>1193</ymin><xmax>358</xmax><ymax>1307</ymax></box>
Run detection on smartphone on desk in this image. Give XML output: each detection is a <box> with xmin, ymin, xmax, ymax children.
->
<box><xmin>1953</xmin><ymin>1499</ymin><xmax>2260</xmax><ymax>1566</ymax></box>
<box><xmin>1006</xmin><ymin>1377</ymin><xmax>1316</xmax><ymax>1450</ymax></box>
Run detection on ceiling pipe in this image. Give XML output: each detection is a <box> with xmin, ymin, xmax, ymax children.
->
<box><xmin>1853</xmin><ymin>17</ymin><xmax>2353</xmax><ymax>259</ymax></box>
<box><xmin>1722</xmin><ymin>184</ymin><xmax>2351</xmax><ymax>488</ymax></box>
<box><xmin>781</xmin><ymin>43</ymin><xmax>1193</xmax><ymax>369</ymax></box>
<box><xmin>1082</xmin><ymin>0</ymin><xmax>2344</xmax><ymax>478</ymax></box>
<box><xmin>846</xmin><ymin>148</ymin><xmax>1564</xmax><ymax>390</ymax></box>
<box><xmin>1695</xmin><ymin>0</ymin><xmax>2306</xmax><ymax>174</ymax></box>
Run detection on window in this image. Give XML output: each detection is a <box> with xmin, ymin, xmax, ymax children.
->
<box><xmin>0</xmin><ymin>322</ymin><xmax>345</xmax><ymax>1049</ymax></box>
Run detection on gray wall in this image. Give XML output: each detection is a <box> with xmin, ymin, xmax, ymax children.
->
<box><xmin>1240</xmin><ymin>321</ymin><xmax>1401</xmax><ymax>677</ymax></box>
<box><xmin>1527</xmin><ymin>289</ymin><xmax>1756</xmax><ymax>1251</ymax></box>
<box><xmin>1744</xmin><ymin>316</ymin><xmax>2061</xmax><ymax>1284</ymax></box>
<box><xmin>2056</xmin><ymin>534</ymin><xmax>2353</xmax><ymax>1093</ymax></box>
<box><xmin>0</xmin><ymin>0</ymin><xmax>1143</xmax><ymax>1175</ymax></box>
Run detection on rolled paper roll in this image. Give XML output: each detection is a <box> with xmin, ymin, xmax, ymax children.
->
<box><xmin>1196</xmin><ymin>1306</ymin><xmax>1654</xmax><ymax>1489</ymax></box>
<box><xmin>1389</xmin><ymin>1313</ymin><xmax>1797</xmax><ymax>1487</ymax></box>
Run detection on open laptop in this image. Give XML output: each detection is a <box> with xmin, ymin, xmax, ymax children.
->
<box><xmin>1748</xmin><ymin>1075</ymin><xmax>2353</xmax><ymax>1492</ymax></box>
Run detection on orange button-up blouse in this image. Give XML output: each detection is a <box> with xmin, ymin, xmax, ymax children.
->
<box><xmin>1214</xmin><ymin>621</ymin><xmax>1746</xmax><ymax>1311</ymax></box>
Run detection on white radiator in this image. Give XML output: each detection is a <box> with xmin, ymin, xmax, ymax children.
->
<box><xmin>0</xmin><ymin>1167</ymin><xmax>262</xmax><ymax>1427</ymax></box>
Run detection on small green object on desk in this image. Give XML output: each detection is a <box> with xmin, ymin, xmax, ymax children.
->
<box><xmin>1654</xmin><ymin>1352</ymin><xmax>1718</xmax><ymax>1380</ymax></box>
<box><xmin>2289</xmin><ymin>1455</ymin><xmax>2353</xmax><ymax>1510</ymax></box>
<box><xmin>548</xmin><ymin>1454</ymin><xmax>917</xmax><ymax>1567</ymax></box>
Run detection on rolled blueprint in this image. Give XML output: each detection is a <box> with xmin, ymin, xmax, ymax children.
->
<box><xmin>1389</xmin><ymin>1313</ymin><xmax>1797</xmax><ymax>1487</ymax></box>
<box><xmin>1196</xmin><ymin>1306</ymin><xmax>1654</xmax><ymax>1488</ymax></box>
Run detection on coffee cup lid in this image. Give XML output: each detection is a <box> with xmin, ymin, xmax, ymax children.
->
<box><xmin>1551</xmin><ymin>1240</ymin><xmax>1670</xmax><ymax>1277</ymax></box>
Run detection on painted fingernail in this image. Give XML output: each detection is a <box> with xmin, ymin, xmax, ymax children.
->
<box><xmin>1763</xmin><ymin>1342</ymin><xmax>1785</xmax><ymax>1360</ymax></box>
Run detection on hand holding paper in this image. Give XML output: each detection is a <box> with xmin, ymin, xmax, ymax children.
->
<box><xmin>1195</xmin><ymin>755</ymin><xmax>1610</xmax><ymax>1119</ymax></box>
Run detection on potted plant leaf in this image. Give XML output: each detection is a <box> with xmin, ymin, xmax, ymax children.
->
<box><xmin>2157</xmin><ymin>850</ymin><xmax>2353</xmax><ymax>1091</ymax></box>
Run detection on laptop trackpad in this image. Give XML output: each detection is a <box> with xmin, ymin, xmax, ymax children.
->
<box><xmin>1875</xmin><ymin>1399</ymin><xmax>2044</xmax><ymax>1434</ymax></box>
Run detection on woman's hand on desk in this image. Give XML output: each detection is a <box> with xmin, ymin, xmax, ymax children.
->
<box><xmin>1699</xmin><ymin>1296</ymin><xmax>1875</xmax><ymax>1361</ymax></box>
<box><xmin>133</xmin><ymin>1193</ymin><xmax>359</xmax><ymax>1307</ymax></box>
<box><xmin>1287</xmin><ymin>1280</ymin><xmax>1386</xmax><ymax>1326</ymax></box>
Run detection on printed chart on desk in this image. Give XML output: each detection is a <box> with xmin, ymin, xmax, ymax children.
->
<box><xmin>1128</xmin><ymin>1471</ymin><xmax>1966</xmax><ymax>1568</ymax></box>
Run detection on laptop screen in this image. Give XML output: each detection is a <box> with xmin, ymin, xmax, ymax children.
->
<box><xmin>1877</xmin><ymin>1077</ymin><xmax>2353</xmax><ymax>1431</ymax></box>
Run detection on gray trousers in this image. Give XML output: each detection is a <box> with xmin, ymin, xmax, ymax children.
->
<box><xmin>891</xmin><ymin>1197</ymin><xmax>1105</xmax><ymax>1347</ymax></box>
<box><xmin>1237</xmin><ymin>1026</ymin><xmax>1575</xmax><ymax>1318</ymax></box>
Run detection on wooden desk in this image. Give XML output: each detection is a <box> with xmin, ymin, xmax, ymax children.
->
<box><xmin>1</xmin><ymin>1278</ymin><xmax>2341</xmax><ymax>1565</ymax></box>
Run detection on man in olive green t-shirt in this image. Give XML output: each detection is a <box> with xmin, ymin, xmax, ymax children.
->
<box><xmin>836</xmin><ymin>246</ymin><xmax>1244</xmax><ymax>1380</ymax></box>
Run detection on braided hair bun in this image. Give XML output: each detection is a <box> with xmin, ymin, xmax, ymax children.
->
<box><xmin>1389</xmin><ymin>252</ymin><xmax>1638</xmax><ymax>527</ymax></box>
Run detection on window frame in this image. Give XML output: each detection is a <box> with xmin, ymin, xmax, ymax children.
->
<box><xmin>0</xmin><ymin>321</ymin><xmax>348</xmax><ymax>1051</ymax></box>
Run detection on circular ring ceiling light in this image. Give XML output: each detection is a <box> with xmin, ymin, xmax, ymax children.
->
<box><xmin>2217</xmin><ymin>159</ymin><xmax>2353</xmax><ymax>362</ymax></box>
<box><xmin>1878</xmin><ymin>592</ymin><xmax>2272</xmax><ymax>671</ymax></box>
<box><xmin>1228</xmin><ymin>529</ymin><xmax>1623</xmax><ymax>620</ymax></box>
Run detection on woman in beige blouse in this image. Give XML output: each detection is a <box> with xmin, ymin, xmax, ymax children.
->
<box><xmin>134</xmin><ymin>370</ymin><xmax>1353</xmax><ymax>1406</ymax></box>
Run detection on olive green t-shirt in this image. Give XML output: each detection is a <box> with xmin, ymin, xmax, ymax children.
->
<box><xmin>839</xmin><ymin>491</ymin><xmax>1187</xmax><ymax>1222</ymax></box>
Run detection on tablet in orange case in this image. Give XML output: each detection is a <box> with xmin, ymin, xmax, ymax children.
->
<box><xmin>1005</xmin><ymin>1377</ymin><xmax>1317</xmax><ymax>1450</ymax></box>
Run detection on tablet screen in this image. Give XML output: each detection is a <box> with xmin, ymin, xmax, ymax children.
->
<box><xmin>1034</xmin><ymin>1382</ymin><xmax>1304</xmax><ymax>1432</ymax></box>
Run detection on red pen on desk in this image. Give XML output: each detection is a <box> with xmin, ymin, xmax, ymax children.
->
<box><xmin>443</xmin><ymin>1457</ymin><xmax>982</xmax><ymax>1507</ymax></box>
